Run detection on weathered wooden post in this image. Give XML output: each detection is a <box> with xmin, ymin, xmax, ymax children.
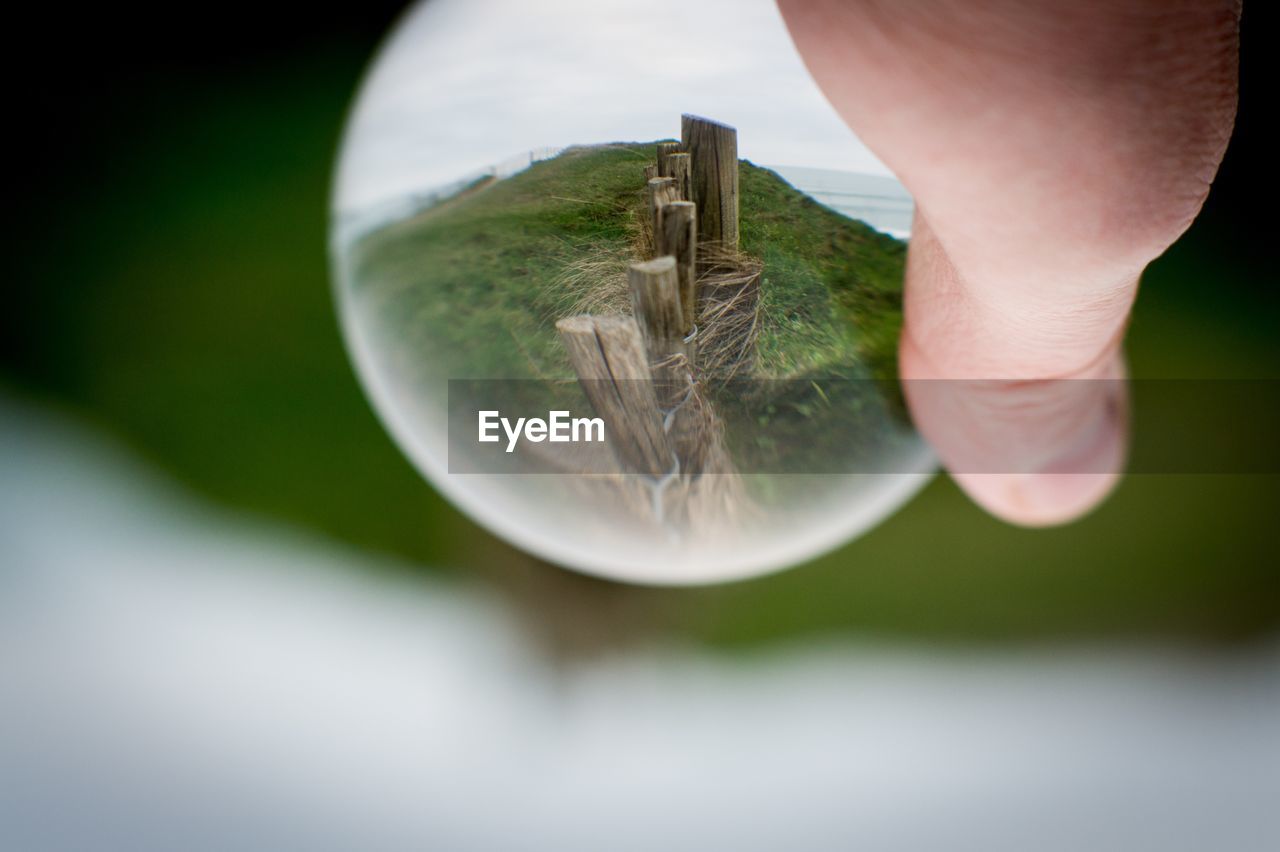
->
<box><xmin>643</xmin><ymin>163</ymin><xmax>658</xmax><ymax>182</ymax></box>
<box><xmin>655</xmin><ymin>201</ymin><xmax>697</xmax><ymax>336</ymax></box>
<box><xmin>663</xmin><ymin>152</ymin><xmax>692</xmax><ymax>202</ymax></box>
<box><xmin>681</xmin><ymin>114</ymin><xmax>739</xmax><ymax>251</ymax></box>
<box><xmin>646</xmin><ymin>176</ymin><xmax>678</xmax><ymax>252</ymax></box>
<box><xmin>628</xmin><ymin>257</ymin><xmax>687</xmax><ymax>369</ymax></box>
<box><xmin>556</xmin><ymin>315</ymin><xmax>675</xmax><ymax>476</ymax></box>
<box><xmin>628</xmin><ymin>258</ymin><xmax>709</xmax><ymax>475</ymax></box>
<box><xmin>656</xmin><ymin>141</ymin><xmax>682</xmax><ymax>175</ymax></box>
<box><xmin>646</xmin><ymin>177</ymin><xmax>678</xmax><ymax>225</ymax></box>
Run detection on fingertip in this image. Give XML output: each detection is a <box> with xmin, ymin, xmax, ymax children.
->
<box><xmin>952</xmin><ymin>470</ymin><xmax>1122</xmax><ymax>527</ymax></box>
<box><xmin>901</xmin><ymin>315</ymin><xmax>1129</xmax><ymax>527</ymax></box>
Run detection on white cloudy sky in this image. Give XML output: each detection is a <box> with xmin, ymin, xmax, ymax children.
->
<box><xmin>335</xmin><ymin>0</ymin><xmax>893</xmax><ymax>213</ymax></box>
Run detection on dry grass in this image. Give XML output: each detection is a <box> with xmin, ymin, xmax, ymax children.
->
<box><xmin>690</xmin><ymin>243</ymin><xmax>764</xmax><ymax>384</ymax></box>
<box><xmin>547</xmin><ymin>214</ymin><xmax>766</xmax><ymax>385</ymax></box>
<box><xmin>540</xmin><ymin>166</ymin><xmax>771</xmax><ymax>530</ymax></box>
<box><xmin>541</xmin><ymin>245</ymin><xmax>633</xmax><ymax>320</ymax></box>
<box><xmin>538</xmin><ymin>190</ymin><xmax>650</xmax><ymax>322</ymax></box>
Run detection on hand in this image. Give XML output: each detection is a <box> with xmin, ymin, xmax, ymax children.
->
<box><xmin>777</xmin><ymin>0</ymin><xmax>1239</xmax><ymax>524</ymax></box>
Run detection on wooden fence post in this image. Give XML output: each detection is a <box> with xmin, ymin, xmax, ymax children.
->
<box><xmin>663</xmin><ymin>152</ymin><xmax>692</xmax><ymax>202</ymax></box>
<box><xmin>655</xmin><ymin>201</ymin><xmax>697</xmax><ymax>336</ymax></box>
<box><xmin>628</xmin><ymin>257</ymin><xmax>687</xmax><ymax>371</ymax></box>
<box><xmin>643</xmin><ymin>163</ymin><xmax>658</xmax><ymax>182</ymax></box>
<box><xmin>656</xmin><ymin>141</ymin><xmax>682</xmax><ymax>176</ymax></box>
<box><xmin>646</xmin><ymin>177</ymin><xmax>678</xmax><ymax>251</ymax></box>
<box><xmin>628</xmin><ymin>258</ymin><xmax>710</xmax><ymax>476</ymax></box>
<box><xmin>646</xmin><ymin>177</ymin><xmax>678</xmax><ymax>224</ymax></box>
<box><xmin>556</xmin><ymin>315</ymin><xmax>674</xmax><ymax>476</ymax></box>
<box><xmin>681</xmin><ymin>114</ymin><xmax>739</xmax><ymax>250</ymax></box>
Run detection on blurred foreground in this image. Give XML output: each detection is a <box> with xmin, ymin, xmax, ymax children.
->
<box><xmin>3</xmin><ymin>395</ymin><xmax>1278</xmax><ymax>851</ymax></box>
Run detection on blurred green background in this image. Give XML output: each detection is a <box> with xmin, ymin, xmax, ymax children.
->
<box><xmin>3</xmin><ymin>5</ymin><xmax>1276</xmax><ymax>652</ymax></box>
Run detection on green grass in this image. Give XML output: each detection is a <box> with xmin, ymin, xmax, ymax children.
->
<box><xmin>347</xmin><ymin>142</ymin><xmax>907</xmax><ymax>385</ymax></box>
<box><xmin>738</xmin><ymin>161</ymin><xmax>907</xmax><ymax>382</ymax></box>
<box><xmin>346</xmin><ymin>142</ymin><xmax>915</xmax><ymax>485</ymax></box>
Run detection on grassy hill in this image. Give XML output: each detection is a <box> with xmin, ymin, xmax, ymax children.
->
<box><xmin>346</xmin><ymin>142</ymin><xmax>908</xmax><ymax>386</ymax></box>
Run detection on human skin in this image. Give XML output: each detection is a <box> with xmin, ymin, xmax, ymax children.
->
<box><xmin>776</xmin><ymin>0</ymin><xmax>1240</xmax><ymax>524</ymax></box>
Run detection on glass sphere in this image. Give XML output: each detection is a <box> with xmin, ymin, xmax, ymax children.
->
<box><xmin>331</xmin><ymin>0</ymin><xmax>935</xmax><ymax>584</ymax></box>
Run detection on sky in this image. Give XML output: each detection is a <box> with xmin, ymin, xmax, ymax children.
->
<box><xmin>335</xmin><ymin>0</ymin><xmax>895</xmax><ymax>214</ymax></box>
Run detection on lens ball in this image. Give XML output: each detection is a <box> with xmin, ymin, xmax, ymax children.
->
<box><xmin>332</xmin><ymin>0</ymin><xmax>935</xmax><ymax>583</ymax></box>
